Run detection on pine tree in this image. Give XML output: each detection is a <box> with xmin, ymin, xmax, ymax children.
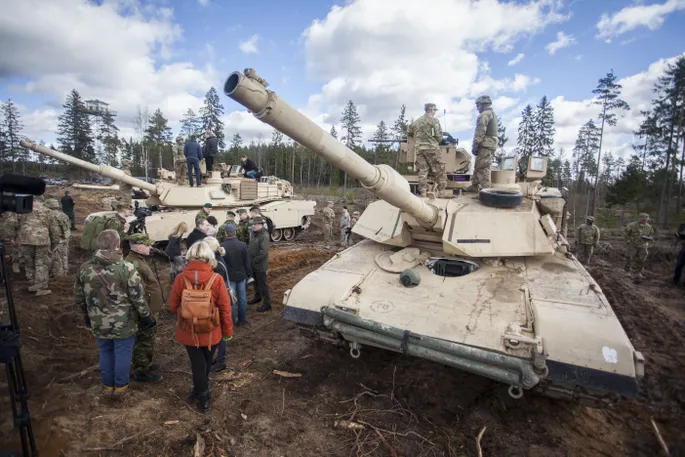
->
<box><xmin>200</xmin><ymin>87</ymin><xmax>226</xmax><ymax>148</ymax></box>
<box><xmin>372</xmin><ymin>120</ymin><xmax>390</xmax><ymax>164</ymax></box>
<box><xmin>516</xmin><ymin>104</ymin><xmax>536</xmax><ymax>174</ymax></box>
<box><xmin>145</xmin><ymin>108</ymin><xmax>173</xmax><ymax>170</ymax></box>
<box><xmin>97</xmin><ymin>109</ymin><xmax>120</xmax><ymax>167</ymax></box>
<box><xmin>606</xmin><ymin>156</ymin><xmax>648</xmax><ymax>222</ymax></box>
<box><xmin>392</xmin><ymin>105</ymin><xmax>408</xmax><ymax>168</ymax></box>
<box><xmin>533</xmin><ymin>96</ymin><xmax>555</xmax><ymax>157</ymax></box>
<box><xmin>57</xmin><ymin>89</ymin><xmax>95</xmax><ymax>169</ymax></box>
<box><xmin>231</xmin><ymin>133</ymin><xmax>243</xmax><ymax>151</ymax></box>
<box><xmin>572</xmin><ymin>120</ymin><xmax>600</xmax><ymax>192</ymax></box>
<box><xmin>330</xmin><ymin>125</ymin><xmax>338</xmax><ymax>139</ymax></box>
<box><xmin>180</xmin><ymin>108</ymin><xmax>202</xmax><ymax>138</ymax></box>
<box><xmin>1</xmin><ymin>99</ymin><xmax>25</xmax><ymax>173</ymax></box>
<box><xmin>340</xmin><ymin>101</ymin><xmax>362</xmax><ymax>193</ymax></box>
<box><xmin>590</xmin><ymin>69</ymin><xmax>630</xmax><ymax>214</ymax></box>
<box><xmin>497</xmin><ymin>124</ymin><xmax>509</xmax><ymax>153</ymax></box>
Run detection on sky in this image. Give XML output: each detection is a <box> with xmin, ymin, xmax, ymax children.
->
<box><xmin>1</xmin><ymin>0</ymin><xmax>685</xmax><ymax>166</ymax></box>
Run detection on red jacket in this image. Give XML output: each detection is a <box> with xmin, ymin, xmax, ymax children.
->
<box><xmin>169</xmin><ymin>261</ymin><xmax>233</xmax><ymax>347</ymax></box>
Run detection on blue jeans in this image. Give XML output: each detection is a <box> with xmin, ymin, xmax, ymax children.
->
<box><xmin>230</xmin><ymin>279</ymin><xmax>247</xmax><ymax>325</ymax></box>
<box><xmin>245</xmin><ymin>170</ymin><xmax>257</xmax><ymax>179</ymax></box>
<box><xmin>187</xmin><ymin>159</ymin><xmax>202</xmax><ymax>186</ymax></box>
<box><xmin>96</xmin><ymin>336</ymin><xmax>135</xmax><ymax>388</ymax></box>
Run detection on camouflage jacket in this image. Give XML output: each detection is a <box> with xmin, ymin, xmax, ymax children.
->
<box><xmin>107</xmin><ymin>214</ymin><xmax>129</xmax><ymax>241</ymax></box>
<box><xmin>49</xmin><ymin>209</ymin><xmax>71</xmax><ymax>242</ymax></box>
<box><xmin>74</xmin><ymin>249</ymin><xmax>150</xmax><ymax>339</ymax></box>
<box><xmin>340</xmin><ymin>211</ymin><xmax>351</xmax><ymax>229</ymax></box>
<box><xmin>237</xmin><ymin>219</ymin><xmax>251</xmax><ymax>243</ymax></box>
<box><xmin>216</xmin><ymin>220</ymin><xmax>238</xmax><ymax>242</ymax></box>
<box><xmin>195</xmin><ymin>209</ymin><xmax>210</xmax><ymax>226</ymax></box>
<box><xmin>125</xmin><ymin>251</ymin><xmax>164</xmax><ymax>314</ymax></box>
<box><xmin>576</xmin><ymin>224</ymin><xmax>600</xmax><ymax>246</ymax></box>
<box><xmin>625</xmin><ymin>221</ymin><xmax>654</xmax><ymax>247</ymax></box>
<box><xmin>0</xmin><ymin>212</ymin><xmax>19</xmax><ymax>241</ymax></box>
<box><xmin>323</xmin><ymin>207</ymin><xmax>335</xmax><ymax>224</ymax></box>
<box><xmin>16</xmin><ymin>204</ymin><xmax>59</xmax><ymax>247</ymax></box>
<box><xmin>407</xmin><ymin>114</ymin><xmax>442</xmax><ymax>151</ymax></box>
<box><xmin>472</xmin><ymin>108</ymin><xmax>498</xmax><ymax>153</ymax></box>
<box><xmin>174</xmin><ymin>143</ymin><xmax>185</xmax><ymax>163</ymax></box>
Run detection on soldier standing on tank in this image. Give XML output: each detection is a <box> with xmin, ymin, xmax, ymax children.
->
<box><xmin>575</xmin><ymin>216</ymin><xmax>600</xmax><ymax>265</ymax></box>
<box><xmin>407</xmin><ymin>103</ymin><xmax>446</xmax><ymax>197</ymax></box>
<box><xmin>45</xmin><ymin>199</ymin><xmax>71</xmax><ymax>277</ymax></box>
<box><xmin>322</xmin><ymin>201</ymin><xmax>335</xmax><ymax>243</ymax></box>
<box><xmin>216</xmin><ymin>210</ymin><xmax>237</xmax><ymax>242</ymax></box>
<box><xmin>195</xmin><ymin>203</ymin><xmax>212</xmax><ymax>226</ymax></box>
<box><xmin>203</xmin><ymin>130</ymin><xmax>218</xmax><ymax>172</ymax></box>
<box><xmin>624</xmin><ymin>213</ymin><xmax>654</xmax><ymax>277</ymax></box>
<box><xmin>15</xmin><ymin>199</ymin><xmax>59</xmax><ymax>296</ymax></box>
<box><xmin>126</xmin><ymin>233</ymin><xmax>163</xmax><ymax>384</ymax></box>
<box><xmin>469</xmin><ymin>96</ymin><xmax>499</xmax><ymax>191</ymax></box>
<box><xmin>61</xmin><ymin>190</ymin><xmax>77</xmax><ymax>230</ymax></box>
<box><xmin>340</xmin><ymin>206</ymin><xmax>351</xmax><ymax>248</ymax></box>
<box><xmin>75</xmin><ymin>229</ymin><xmax>156</xmax><ymax>397</ymax></box>
<box><xmin>119</xmin><ymin>159</ymin><xmax>133</xmax><ymax>208</ymax></box>
<box><xmin>174</xmin><ymin>135</ymin><xmax>188</xmax><ymax>185</ymax></box>
<box><xmin>236</xmin><ymin>209</ymin><xmax>251</xmax><ymax>243</ymax></box>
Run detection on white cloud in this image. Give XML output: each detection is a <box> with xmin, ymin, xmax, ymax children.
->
<box><xmin>545</xmin><ymin>31</ymin><xmax>576</xmax><ymax>55</ymax></box>
<box><xmin>596</xmin><ymin>0</ymin><xmax>685</xmax><ymax>42</ymax></box>
<box><xmin>198</xmin><ymin>0</ymin><xmax>210</xmax><ymax>5</ymax></box>
<box><xmin>239</xmin><ymin>34</ymin><xmax>260</xmax><ymax>54</ymax></box>
<box><xmin>507</xmin><ymin>53</ymin><xmax>525</xmax><ymax>66</ymax></box>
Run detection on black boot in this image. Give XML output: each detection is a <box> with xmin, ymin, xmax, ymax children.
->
<box><xmin>134</xmin><ymin>370</ymin><xmax>163</xmax><ymax>383</ymax></box>
<box><xmin>248</xmin><ymin>297</ymin><xmax>262</xmax><ymax>305</ymax></box>
<box><xmin>198</xmin><ymin>390</ymin><xmax>211</xmax><ymax>413</ymax></box>
<box><xmin>257</xmin><ymin>303</ymin><xmax>272</xmax><ymax>312</ymax></box>
<box><xmin>187</xmin><ymin>390</ymin><xmax>199</xmax><ymax>405</ymax></box>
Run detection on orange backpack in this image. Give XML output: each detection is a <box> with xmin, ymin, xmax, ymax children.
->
<box><xmin>178</xmin><ymin>273</ymin><xmax>220</xmax><ymax>348</ymax></box>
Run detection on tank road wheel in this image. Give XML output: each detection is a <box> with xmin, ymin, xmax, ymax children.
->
<box><xmin>270</xmin><ymin>228</ymin><xmax>283</xmax><ymax>242</ymax></box>
<box><xmin>283</xmin><ymin>227</ymin><xmax>296</xmax><ymax>241</ymax></box>
<box><xmin>478</xmin><ymin>188</ymin><xmax>523</xmax><ymax>208</ymax></box>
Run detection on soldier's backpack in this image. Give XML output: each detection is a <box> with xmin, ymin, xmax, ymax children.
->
<box><xmin>80</xmin><ymin>216</ymin><xmax>110</xmax><ymax>250</ymax></box>
<box><xmin>264</xmin><ymin>216</ymin><xmax>275</xmax><ymax>235</ymax></box>
<box><xmin>178</xmin><ymin>273</ymin><xmax>220</xmax><ymax>348</ymax></box>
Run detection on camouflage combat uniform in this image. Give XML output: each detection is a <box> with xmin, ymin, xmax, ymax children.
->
<box><xmin>0</xmin><ymin>212</ymin><xmax>22</xmax><ymax>273</ymax></box>
<box><xmin>16</xmin><ymin>203</ymin><xmax>59</xmax><ymax>294</ymax></box>
<box><xmin>471</xmin><ymin>96</ymin><xmax>498</xmax><ymax>190</ymax></box>
<box><xmin>407</xmin><ymin>112</ymin><xmax>445</xmax><ymax>196</ymax></box>
<box><xmin>237</xmin><ymin>213</ymin><xmax>251</xmax><ymax>243</ymax></box>
<box><xmin>126</xmin><ymin>246</ymin><xmax>163</xmax><ymax>373</ymax></box>
<box><xmin>322</xmin><ymin>206</ymin><xmax>335</xmax><ymax>242</ymax></box>
<box><xmin>195</xmin><ymin>208</ymin><xmax>210</xmax><ymax>226</ymax></box>
<box><xmin>45</xmin><ymin>199</ymin><xmax>71</xmax><ymax>277</ymax></box>
<box><xmin>108</xmin><ymin>212</ymin><xmax>130</xmax><ymax>242</ymax></box>
<box><xmin>119</xmin><ymin>161</ymin><xmax>133</xmax><ymax>208</ymax></box>
<box><xmin>624</xmin><ymin>219</ymin><xmax>654</xmax><ymax>274</ymax></box>
<box><xmin>576</xmin><ymin>222</ymin><xmax>600</xmax><ymax>265</ymax></box>
<box><xmin>340</xmin><ymin>209</ymin><xmax>351</xmax><ymax>247</ymax></box>
<box><xmin>217</xmin><ymin>218</ymin><xmax>237</xmax><ymax>242</ymax></box>
<box><xmin>174</xmin><ymin>139</ymin><xmax>188</xmax><ymax>185</ymax></box>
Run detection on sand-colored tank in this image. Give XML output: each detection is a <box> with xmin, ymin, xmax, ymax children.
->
<box><xmin>223</xmin><ymin>68</ymin><xmax>644</xmax><ymax>404</ymax></box>
<box><xmin>20</xmin><ymin>140</ymin><xmax>316</xmax><ymax>242</ymax></box>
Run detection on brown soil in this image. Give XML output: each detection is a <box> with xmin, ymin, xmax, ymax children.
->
<box><xmin>0</xmin><ymin>188</ymin><xmax>683</xmax><ymax>457</ymax></box>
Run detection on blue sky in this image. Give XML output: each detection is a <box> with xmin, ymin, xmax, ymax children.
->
<box><xmin>1</xmin><ymin>0</ymin><xmax>684</xmax><ymax>160</ymax></box>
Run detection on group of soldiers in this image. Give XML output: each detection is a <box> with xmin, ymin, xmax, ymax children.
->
<box><xmin>575</xmin><ymin>212</ymin><xmax>656</xmax><ymax>278</ymax></box>
<box><xmin>1</xmin><ymin>194</ymin><xmax>73</xmax><ymax>296</ymax></box>
<box><xmin>407</xmin><ymin>95</ymin><xmax>498</xmax><ymax>197</ymax></box>
<box><xmin>322</xmin><ymin>201</ymin><xmax>359</xmax><ymax>248</ymax></box>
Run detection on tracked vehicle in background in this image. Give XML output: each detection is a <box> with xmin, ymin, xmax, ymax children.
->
<box><xmin>20</xmin><ymin>140</ymin><xmax>316</xmax><ymax>242</ymax></box>
<box><xmin>223</xmin><ymin>68</ymin><xmax>644</xmax><ymax>404</ymax></box>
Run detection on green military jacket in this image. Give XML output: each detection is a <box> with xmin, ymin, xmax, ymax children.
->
<box><xmin>625</xmin><ymin>221</ymin><xmax>654</xmax><ymax>247</ymax></box>
<box><xmin>216</xmin><ymin>219</ymin><xmax>238</xmax><ymax>242</ymax></box>
<box><xmin>237</xmin><ymin>219</ymin><xmax>251</xmax><ymax>243</ymax></box>
<box><xmin>16</xmin><ymin>203</ymin><xmax>60</xmax><ymax>247</ymax></box>
<box><xmin>407</xmin><ymin>114</ymin><xmax>442</xmax><ymax>152</ymax></box>
<box><xmin>125</xmin><ymin>251</ymin><xmax>164</xmax><ymax>314</ymax></box>
<box><xmin>195</xmin><ymin>209</ymin><xmax>210</xmax><ymax>226</ymax></box>
<box><xmin>248</xmin><ymin>228</ymin><xmax>270</xmax><ymax>272</ymax></box>
<box><xmin>576</xmin><ymin>224</ymin><xmax>600</xmax><ymax>246</ymax></box>
<box><xmin>74</xmin><ymin>249</ymin><xmax>150</xmax><ymax>339</ymax></box>
<box><xmin>472</xmin><ymin>107</ymin><xmax>498</xmax><ymax>152</ymax></box>
<box><xmin>106</xmin><ymin>213</ymin><xmax>129</xmax><ymax>241</ymax></box>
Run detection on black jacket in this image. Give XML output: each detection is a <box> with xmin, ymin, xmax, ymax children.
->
<box><xmin>203</xmin><ymin>136</ymin><xmax>218</xmax><ymax>158</ymax></box>
<box><xmin>214</xmin><ymin>255</ymin><xmax>230</xmax><ymax>286</ymax></box>
<box><xmin>220</xmin><ymin>236</ymin><xmax>252</xmax><ymax>282</ymax></box>
<box><xmin>242</xmin><ymin>158</ymin><xmax>258</xmax><ymax>174</ymax></box>
<box><xmin>248</xmin><ymin>228</ymin><xmax>269</xmax><ymax>272</ymax></box>
<box><xmin>186</xmin><ymin>228</ymin><xmax>206</xmax><ymax>248</ymax></box>
<box><xmin>61</xmin><ymin>195</ymin><xmax>75</xmax><ymax>211</ymax></box>
<box><xmin>165</xmin><ymin>235</ymin><xmax>183</xmax><ymax>258</ymax></box>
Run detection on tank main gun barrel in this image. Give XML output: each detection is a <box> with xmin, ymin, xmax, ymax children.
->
<box><xmin>367</xmin><ymin>138</ymin><xmax>407</xmax><ymax>143</ymax></box>
<box><xmin>223</xmin><ymin>69</ymin><xmax>438</xmax><ymax>227</ymax></box>
<box><xmin>19</xmin><ymin>140</ymin><xmax>157</xmax><ymax>194</ymax></box>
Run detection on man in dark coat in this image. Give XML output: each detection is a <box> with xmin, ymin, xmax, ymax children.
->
<box><xmin>184</xmin><ymin>135</ymin><xmax>203</xmax><ymax>187</ymax></box>
<box><xmin>240</xmin><ymin>154</ymin><xmax>259</xmax><ymax>179</ymax></box>
<box><xmin>247</xmin><ymin>216</ymin><xmax>271</xmax><ymax>312</ymax></box>
<box><xmin>60</xmin><ymin>190</ymin><xmax>77</xmax><ymax>230</ymax></box>
<box><xmin>186</xmin><ymin>218</ymin><xmax>210</xmax><ymax>248</ymax></box>
<box><xmin>203</xmin><ymin>130</ymin><xmax>218</xmax><ymax>172</ymax></box>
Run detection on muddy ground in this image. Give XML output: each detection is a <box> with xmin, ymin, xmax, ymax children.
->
<box><xmin>0</xmin><ymin>188</ymin><xmax>684</xmax><ymax>457</ymax></box>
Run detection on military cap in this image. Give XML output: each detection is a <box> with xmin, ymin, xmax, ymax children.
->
<box><xmin>236</xmin><ymin>208</ymin><xmax>248</xmax><ymax>214</ymax></box>
<box><xmin>327</xmin><ymin>201</ymin><xmax>334</xmax><ymax>205</ymax></box>
<box><xmin>176</xmin><ymin>135</ymin><xmax>184</xmax><ymax>142</ymax></box>
<box><xmin>250</xmin><ymin>216</ymin><xmax>266</xmax><ymax>225</ymax></box>
<box><xmin>424</xmin><ymin>103</ymin><xmax>437</xmax><ymax>111</ymax></box>
<box><xmin>129</xmin><ymin>233</ymin><xmax>153</xmax><ymax>246</ymax></box>
<box><xmin>249</xmin><ymin>206</ymin><xmax>261</xmax><ymax>212</ymax></box>
<box><xmin>224</xmin><ymin>224</ymin><xmax>236</xmax><ymax>233</ymax></box>
<box><xmin>638</xmin><ymin>213</ymin><xmax>649</xmax><ymax>219</ymax></box>
<box><xmin>475</xmin><ymin>95</ymin><xmax>492</xmax><ymax>105</ymax></box>
<box><xmin>203</xmin><ymin>202</ymin><xmax>213</xmax><ymax>208</ymax></box>
<box><xmin>226</xmin><ymin>210</ymin><xmax>236</xmax><ymax>217</ymax></box>
<box><xmin>586</xmin><ymin>216</ymin><xmax>594</xmax><ymax>222</ymax></box>
<box><xmin>44</xmin><ymin>199</ymin><xmax>60</xmax><ymax>210</ymax></box>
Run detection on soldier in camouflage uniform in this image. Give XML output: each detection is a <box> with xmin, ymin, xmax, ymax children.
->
<box><xmin>349</xmin><ymin>211</ymin><xmax>360</xmax><ymax>245</ymax></box>
<box><xmin>109</xmin><ymin>202</ymin><xmax>132</xmax><ymax>243</ymax></box>
<box><xmin>174</xmin><ymin>135</ymin><xmax>188</xmax><ymax>185</ymax></box>
<box><xmin>44</xmin><ymin>199</ymin><xmax>71</xmax><ymax>277</ymax></box>
<box><xmin>407</xmin><ymin>103</ymin><xmax>446</xmax><ymax>197</ymax></box>
<box><xmin>322</xmin><ymin>201</ymin><xmax>335</xmax><ymax>243</ymax></box>
<box><xmin>75</xmin><ymin>229</ymin><xmax>156</xmax><ymax>396</ymax></box>
<box><xmin>575</xmin><ymin>216</ymin><xmax>600</xmax><ymax>265</ymax></box>
<box><xmin>195</xmin><ymin>203</ymin><xmax>212</xmax><ymax>226</ymax></box>
<box><xmin>119</xmin><ymin>159</ymin><xmax>133</xmax><ymax>208</ymax></box>
<box><xmin>216</xmin><ymin>210</ymin><xmax>237</xmax><ymax>242</ymax></box>
<box><xmin>125</xmin><ymin>233</ymin><xmax>163</xmax><ymax>383</ymax></box>
<box><xmin>0</xmin><ymin>211</ymin><xmax>22</xmax><ymax>274</ymax></box>
<box><xmin>624</xmin><ymin>213</ymin><xmax>654</xmax><ymax>276</ymax></box>
<box><xmin>236</xmin><ymin>209</ymin><xmax>251</xmax><ymax>243</ymax></box>
<box><xmin>470</xmin><ymin>95</ymin><xmax>498</xmax><ymax>191</ymax></box>
<box><xmin>16</xmin><ymin>201</ymin><xmax>59</xmax><ymax>296</ymax></box>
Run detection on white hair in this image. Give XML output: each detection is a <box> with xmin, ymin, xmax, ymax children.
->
<box><xmin>185</xmin><ymin>241</ymin><xmax>217</xmax><ymax>268</ymax></box>
<box><xmin>203</xmin><ymin>236</ymin><xmax>226</xmax><ymax>256</ymax></box>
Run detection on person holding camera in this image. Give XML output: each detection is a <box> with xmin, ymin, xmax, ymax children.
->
<box><xmin>75</xmin><ymin>229</ymin><xmax>156</xmax><ymax>397</ymax></box>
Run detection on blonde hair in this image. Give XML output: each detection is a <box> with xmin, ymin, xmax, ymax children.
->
<box><xmin>185</xmin><ymin>241</ymin><xmax>217</xmax><ymax>268</ymax></box>
<box><xmin>203</xmin><ymin>236</ymin><xmax>226</xmax><ymax>256</ymax></box>
<box><xmin>171</xmin><ymin>221</ymin><xmax>188</xmax><ymax>238</ymax></box>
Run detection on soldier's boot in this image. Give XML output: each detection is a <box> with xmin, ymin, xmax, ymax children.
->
<box><xmin>438</xmin><ymin>190</ymin><xmax>454</xmax><ymax>199</ymax></box>
<box><xmin>35</xmin><ymin>290</ymin><xmax>51</xmax><ymax>297</ymax></box>
<box><xmin>187</xmin><ymin>390</ymin><xmax>200</xmax><ymax>405</ymax></box>
<box><xmin>112</xmin><ymin>385</ymin><xmax>129</xmax><ymax>398</ymax></box>
<box><xmin>248</xmin><ymin>297</ymin><xmax>262</xmax><ymax>305</ymax></box>
<box><xmin>134</xmin><ymin>371</ymin><xmax>162</xmax><ymax>383</ymax></box>
<box><xmin>102</xmin><ymin>385</ymin><xmax>115</xmax><ymax>396</ymax></box>
<box><xmin>257</xmin><ymin>303</ymin><xmax>272</xmax><ymax>313</ymax></box>
<box><xmin>198</xmin><ymin>390</ymin><xmax>211</xmax><ymax>414</ymax></box>
<box><xmin>210</xmin><ymin>362</ymin><xmax>226</xmax><ymax>373</ymax></box>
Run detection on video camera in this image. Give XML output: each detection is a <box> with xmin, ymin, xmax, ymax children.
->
<box><xmin>0</xmin><ymin>174</ymin><xmax>46</xmax><ymax>215</ymax></box>
<box><xmin>128</xmin><ymin>202</ymin><xmax>158</xmax><ymax>235</ymax></box>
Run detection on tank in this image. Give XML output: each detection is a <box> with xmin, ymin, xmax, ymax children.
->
<box><xmin>223</xmin><ymin>68</ymin><xmax>644</xmax><ymax>405</ymax></box>
<box><xmin>19</xmin><ymin>140</ymin><xmax>316</xmax><ymax>242</ymax></box>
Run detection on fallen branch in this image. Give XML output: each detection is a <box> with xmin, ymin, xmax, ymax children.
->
<box><xmin>476</xmin><ymin>425</ymin><xmax>487</xmax><ymax>457</ymax></box>
<box><xmin>58</xmin><ymin>364</ymin><xmax>99</xmax><ymax>383</ymax></box>
<box><xmin>272</xmin><ymin>370</ymin><xmax>302</xmax><ymax>378</ymax></box>
<box><xmin>334</xmin><ymin>420</ymin><xmax>365</xmax><ymax>431</ymax></box>
<box><xmin>374</xmin><ymin>429</ymin><xmax>399</xmax><ymax>457</ymax></box>
<box><xmin>650</xmin><ymin>417</ymin><xmax>671</xmax><ymax>457</ymax></box>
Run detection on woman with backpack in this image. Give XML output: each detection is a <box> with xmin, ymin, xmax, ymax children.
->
<box><xmin>168</xmin><ymin>241</ymin><xmax>233</xmax><ymax>413</ymax></box>
<box><xmin>166</xmin><ymin>222</ymin><xmax>188</xmax><ymax>283</ymax></box>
